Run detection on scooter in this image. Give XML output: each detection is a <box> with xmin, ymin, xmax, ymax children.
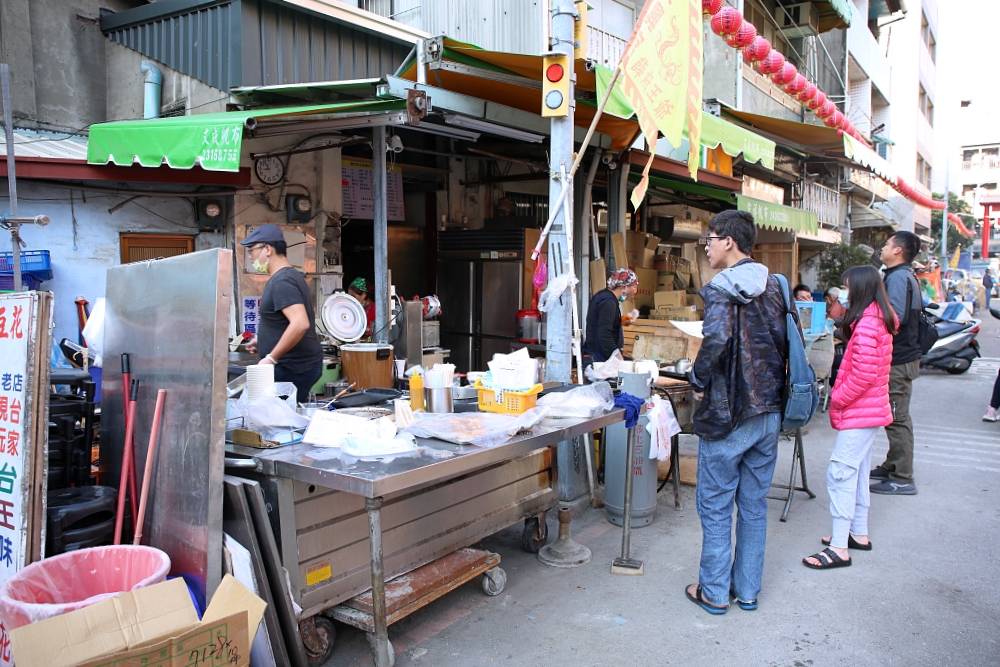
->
<box><xmin>920</xmin><ymin>307</ymin><xmax>981</xmax><ymax>375</ymax></box>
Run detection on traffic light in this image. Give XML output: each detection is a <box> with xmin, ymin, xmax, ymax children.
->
<box><xmin>542</xmin><ymin>54</ymin><xmax>571</xmax><ymax>117</ymax></box>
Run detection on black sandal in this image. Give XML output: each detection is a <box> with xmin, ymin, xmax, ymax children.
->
<box><xmin>803</xmin><ymin>548</ymin><xmax>851</xmax><ymax>569</ymax></box>
<box><xmin>821</xmin><ymin>535</ymin><xmax>873</xmax><ymax>551</ymax></box>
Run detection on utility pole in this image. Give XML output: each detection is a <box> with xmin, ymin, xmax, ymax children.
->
<box><xmin>544</xmin><ymin>0</ymin><xmax>576</xmax><ymax>383</ymax></box>
<box><xmin>941</xmin><ymin>161</ymin><xmax>950</xmax><ymax>262</ymax></box>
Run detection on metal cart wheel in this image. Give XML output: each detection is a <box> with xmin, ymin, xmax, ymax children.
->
<box><xmin>365</xmin><ymin>634</ymin><xmax>395</xmax><ymax>667</ymax></box>
<box><xmin>482</xmin><ymin>566</ymin><xmax>507</xmax><ymax>596</ymax></box>
<box><xmin>521</xmin><ymin>516</ymin><xmax>548</xmax><ymax>553</ymax></box>
<box><xmin>303</xmin><ymin>616</ymin><xmax>336</xmax><ymax>665</ymax></box>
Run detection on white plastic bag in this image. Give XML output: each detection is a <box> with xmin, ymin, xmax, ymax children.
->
<box><xmin>537</xmin><ymin>381</ymin><xmax>614</xmax><ymax>418</ymax></box>
<box><xmin>234</xmin><ymin>382</ymin><xmax>308</xmax><ymax>440</ymax></box>
<box><xmin>81</xmin><ymin>298</ymin><xmax>106</xmax><ymax>368</ymax></box>
<box><xmin>341</xmin><ymin>433</ymin><xmax>418</xmax><ymax>458</ymax></box>
<box><xmin>303</xmin><ymin>411</ymin><xmax>396</xmax><ymax>448</ymax></box>
<box><xmin>585</xmin><ymin>349</ymin><xmax>629</xmax><ymax>381</ymax></box>
<box><xmin>400</xmin><ymin>407</ymin><xmax>549</xmax><ymax>448</ymax></box>
<box><xmin>537</xmin><ymin>274</ymin><xmax>579</xmax><ymax>313</ymax></box>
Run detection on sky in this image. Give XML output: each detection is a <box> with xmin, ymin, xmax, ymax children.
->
<box><xmin>933</xmin><ymin>0</ymin><xmax>1000</xmax><ymax>193</ymax></box>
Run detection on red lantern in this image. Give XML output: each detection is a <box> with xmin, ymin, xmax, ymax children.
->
<box><xmin>824</xmin><ymin>110</ymin><xmax>844</xmax><ymax>128</ymax></box>
<box><xmin>807</xmin><ymin>90</ymin><xmax>827</xmax><ymax>110</ymax></box>
<box><xmin>785</xmin><ymin>74</ymin><xmax>807</xmax><ymax>95</ymax></box>
<box><xmin>797</xmin><ymin>82</ymin><xmax>817</xmax><ymax>103</ymax></box>
<box><xmin>726</xmin><ymin>21</ymin><xmax>757</xmax><ymax>49</ymax></box>
<box><xmin>703</xmin><ymin>0</ymin><xmax>724</xmax><ymax>15</ymax></box>
<box><xmin>772</xmin><ymin>62</ymin><xmax>797</xmax><ymax>86</ymax></box>
<box><xmin>743</xmin><ymin>36</ymin><xmax>771</xmax><ymax>62</ymax></box>
<box><xmin>843</xmin><ymin>120</ymin><xmax>855</xmax><ymax>136</ymax></box>
<box><xmin>710</xmin><ymin>6</ymin><xmax>743</xmax><ymax>36</ymax></box>
<box><xmin>757</xmin><ymin>51</ymin><xmax>785</xmax><ymax>75</ymax></box>
<box><xmin>817</xmin><ymin>100</ymin><xmax>836</xmax><ymax>118</ymax></box>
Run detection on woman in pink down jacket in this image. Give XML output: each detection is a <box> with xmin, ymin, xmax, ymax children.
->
<box><xmin>804</xmin><ymin>265</ymin><xmax>897</xmax><ymax>570</ymax></box>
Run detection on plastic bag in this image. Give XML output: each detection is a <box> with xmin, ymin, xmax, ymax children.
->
<box><xmin>341</xmin><ymin>433</ymin><xmax>418</xmax><ymax>458</ymax></box>
<box><xmin>235</xmin><ymin>382</ymin><xmax>309</xmax><ymax>441</ymax></box>
<box><xmin>303</xmin><ymin>411</ymin><xmax>396</xmax><ymax>448</ymax></box>
<box><xmin>0</xmin><ymin>545</ymin><xmax>170</xmax><ymax>630</ymax></box>
<box><xmin>81</xmin><ymin>298</ymin><xmax>106</xmax><ymax>368</ymax></box>
<box><xmin>537</xmin><ymin>274</ymin><xmax>578</xmax><ymax>313</ymax></box>
<box><xmin>585</xmin><ymin>349</ymin><xmax>629</xmax><ymax>381</ymax></box>
<box><xmin>400</xmin><ymin>407</ymin><xmax>549</xmax><ymax>448</ymax></box>
<box><xmin>537</xmin><ymin>381</ymin><xmax>614</xmax><ymax>418</ymax></box>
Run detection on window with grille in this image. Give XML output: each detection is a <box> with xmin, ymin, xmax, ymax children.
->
<box><xmin>120</xmin><ymin>234</ymin><xmax>195</xmax><ymax>264</ymax></box>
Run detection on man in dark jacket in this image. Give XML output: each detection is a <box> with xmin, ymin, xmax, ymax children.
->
<box><xmin>684</xmin><ymin>210</ymin><xmax>788</xmax><ymax>615</ymax></box>
<box><xmin>869</xmin><ymin>231</ymin><xmax>922</xmax><ymax>495</ymax></box>
<box><xmin>583</xmin><ymin>268</ymin><xmax>637</xmax><ymax>363</ymax></box>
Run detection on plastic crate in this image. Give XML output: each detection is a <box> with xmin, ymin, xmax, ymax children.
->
<box><xmin>474</xmin><ymin>379</ymin><xmax>543</xmax><ymax>414</ymax></box>
<box><xmin>0</xmin><ymin>273</ymin><xmax>42</xmax><ymax>292</ymax></box>
<box><xmin>0</xmin><ymin>250</ymin><xmax>52</xmax><ymax>280</ymax></box>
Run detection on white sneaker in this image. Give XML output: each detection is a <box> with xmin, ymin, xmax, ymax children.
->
<box><xmin>984</xmin><ymin>407</ymin><xmax>1000</xmax><ymax>422</ymax></box>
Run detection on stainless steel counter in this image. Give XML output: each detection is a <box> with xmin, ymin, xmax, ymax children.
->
<box><xmin>227</xmin><ymin>409</ymin><xmax>625</xmax><ymax>499</ymax></box>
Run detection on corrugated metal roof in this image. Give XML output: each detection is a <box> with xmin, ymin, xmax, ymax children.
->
<box><xmin>0</xmin><ymin>130</ymin><xmax>89</xmax><ymax>161</ymax></box>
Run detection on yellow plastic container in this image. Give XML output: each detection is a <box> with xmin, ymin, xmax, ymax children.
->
<box><xmin>473</xmin><ymin>379</ymin><xmax>543</xmax><ymax>415</ymax></box>
<box><xmin>409</xmin><ymin>373</ymin><xmax>424</xmax><ymax>411</ymax></box>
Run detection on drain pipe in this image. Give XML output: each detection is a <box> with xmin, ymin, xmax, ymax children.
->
<box><xmin>140</xmin><ymin>61</ymin><xmax>162</xmax><ymax>119</ymax></box>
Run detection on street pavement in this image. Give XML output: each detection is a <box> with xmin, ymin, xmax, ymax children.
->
<box><xmin>325</xmin><ymin>312</ymin><xmax>1000</xmax><ymax>667</ymax></box>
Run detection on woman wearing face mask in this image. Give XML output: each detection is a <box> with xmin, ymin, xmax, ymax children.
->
<box><xmin>803</xmin><ymin>265</ymin><xmax>897</xmax><ymax>570</ymax></box>
<box><xmin>346</xmin><ymin>277</ymin><xmax>376</xmax><ymax>338</ymax></box>
<box><xmin>240</xmin><ymin>224</ymin><xmax>324</xmax><ymax>403</ymax></box>
<box><xmin>583</xmin><ymin>268</ymin><xmax>639</xmax><ymax>365</ymax></box>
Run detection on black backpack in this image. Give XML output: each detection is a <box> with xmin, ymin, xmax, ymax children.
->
<box><xmin>906</xmin><ymin>276</ymin><xmax>938</xmax><ymax>355</ymax></box>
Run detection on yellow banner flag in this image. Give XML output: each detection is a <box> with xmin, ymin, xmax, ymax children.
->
<box><xmin>619</xmin><ymin>0</ymin><xmax>703</xmax><ymax>208</ymax></box>
<box><xmin>948</xmin><ymin>245</ymin><xmax>961</xmax><ymax>269</ymax></box>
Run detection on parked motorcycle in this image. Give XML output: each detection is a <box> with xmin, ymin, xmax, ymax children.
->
<box><xmin>920</xmin><ymin>306</ymin><xmax>981</xmax><ymax>375</ymax></box>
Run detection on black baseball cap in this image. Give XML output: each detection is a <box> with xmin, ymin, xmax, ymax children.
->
<box><xmin>240</xmin><ymin>224</ymin><xmax>285</xmax><ymax>247</ymax></box>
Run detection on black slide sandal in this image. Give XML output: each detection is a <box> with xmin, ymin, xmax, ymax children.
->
<box><xmin>803</xmin><ymin>548</ymin><xmax>852</xmax><ymax>569</ymax></box>
<box><xmin>822</xmin><ymin>535</ymin><xmax>872</xmax><ymax>551</ymax></box>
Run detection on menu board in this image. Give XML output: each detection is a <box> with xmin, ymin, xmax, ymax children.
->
<box><xmin>341</xmin><ymin>158</ymin><xmax>404</xmax><ymax>221</ymax></box>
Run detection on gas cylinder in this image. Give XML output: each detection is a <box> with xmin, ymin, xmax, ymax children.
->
<box><xmin>515</xmin><ymin>309</ymin><xmax>542</xmax><ymax>344</ymax></box>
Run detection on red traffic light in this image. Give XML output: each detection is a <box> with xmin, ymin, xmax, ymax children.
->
<box><xmin>545</xmin><ymin>63</ymin><xmax>565</xmax><ymax>83</ymax></box>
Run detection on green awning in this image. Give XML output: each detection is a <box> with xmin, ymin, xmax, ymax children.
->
<box><xmin>87</xmin><ymin>100</ymin><xmax>405</xmax><ymax>172</ymax></box>
<box><xmin>638</xmin><ymin>174</ymin><xmax>737</xmax><ymax>204</ymax></box>
<box><xmin>737</xmin><ymin>195</ymin><xmax>818</xmax><ymax>234</ymax></box>
<box><xmin>594</xmin><ymin>65</ymin><xmax>775</xmax><ymax>170</ymax></box>
<box><xmin>817</xmin><ymin>0</ymin><xmax>853</xmax><ymax>31</ymax></box>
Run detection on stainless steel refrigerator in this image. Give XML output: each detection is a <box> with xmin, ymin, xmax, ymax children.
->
<box><xmin>437</xmin><ymin>230</ymin><xmax>528</xmax><ymax>372</ymax></box>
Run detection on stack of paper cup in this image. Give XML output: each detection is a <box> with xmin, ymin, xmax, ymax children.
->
<box><xmin>245</xmin><ymin>363</ymin><xmax>276</xmax><ymax>400</ymax></box>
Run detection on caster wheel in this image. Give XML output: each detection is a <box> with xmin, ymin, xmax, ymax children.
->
<box><xmin>303</xmin><ymin>616</ymin><xmax>336</xmax><ymax>664</ymax></box>
<box><xmin>522</xmin><ymin>517</ymin><xmax>548</xmax><ymax>553</ymax></box>
<box><xmin>482</xmin><ymin>567</ymin><xmax>507</xmax><ymax>596</ymax></box>
<box><xmin>365</xmin><ymin>634</ymin><xmax>395</xmax><ymax>667</ymax></box>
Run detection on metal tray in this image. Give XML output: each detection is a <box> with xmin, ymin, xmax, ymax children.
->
<box><xmin>331</xmin><ymin>388</ymin><xmax>402</xmax><ymax>409</ymax></box>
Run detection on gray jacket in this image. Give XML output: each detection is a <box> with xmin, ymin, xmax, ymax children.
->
<box><xmin>883</xmin><ymin>264</ymin><xmax>922</xmax><ymax>365</ymax></box>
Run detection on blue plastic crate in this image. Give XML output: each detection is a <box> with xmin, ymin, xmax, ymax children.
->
<box><xmin>0</xmin><ymin>250</ymin><xmax>52</xmax><ymax>280</ymax></box>
<box><xmin>0</xmin><ymin>274</ymin><xmax>43</xmax><ymax>292</ymax></box>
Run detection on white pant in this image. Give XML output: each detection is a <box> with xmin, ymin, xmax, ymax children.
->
<box><xmin>827</xmin><ymin>427</ymin><xmax>878</xmax><ymax>549</ymax></box>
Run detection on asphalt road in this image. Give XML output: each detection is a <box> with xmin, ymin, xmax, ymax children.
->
<box><xmin>324</xmin><ymin>311</ymin><xmax>1000</xmax><ymax>667</ymax></box>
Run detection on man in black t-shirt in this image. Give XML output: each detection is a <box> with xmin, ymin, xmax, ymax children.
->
<box><xmin>241</xmin><ymin>224</ymin><xmax>323</xmax><ymax>403</ymax></box>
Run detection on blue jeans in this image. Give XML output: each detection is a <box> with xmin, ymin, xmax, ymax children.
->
<box><xmin>696</xmin><ymin>412</ymin><xmax>781</xmax><ymax>606</ymax></box>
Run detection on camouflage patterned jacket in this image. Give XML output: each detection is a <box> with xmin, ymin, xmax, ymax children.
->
<box><xmin>689</xmin><ymin>259</ymin><xmax>788</xmax><ymax>441</ymax></box>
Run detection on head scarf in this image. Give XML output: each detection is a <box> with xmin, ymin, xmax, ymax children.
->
<box><xmin>607</xmin><ymin>268</ymin><xmax>638</xmax><ymax>290</ymax></box>
<box><xmin>350</xmin><ymin>277</ymin><xmax>368</xmax><ymax>293</ymax></box>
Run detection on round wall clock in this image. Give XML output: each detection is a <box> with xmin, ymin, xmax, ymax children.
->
<box><xmin>255</xmin><ymin>156</ymin><xmax>285</xmax><ymax>184</ymax></box>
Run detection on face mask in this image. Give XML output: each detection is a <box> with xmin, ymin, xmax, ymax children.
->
<box><xmin>838</xmin><ymin>290</ymin><xmax>849</xmax><ymax>307</ymax></box>
<box><xmin>252</xmin><ymin>250</ymin><xmax>270</xmax><ymax>274</ymax></box>
<box><xmin>619</xmin><ymin>293</ymin><xmax>627</xmax><ymax>303</ymax></box>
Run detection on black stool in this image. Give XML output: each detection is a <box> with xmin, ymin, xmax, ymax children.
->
<box><xmin>46</xmin><ymin>486</ymin><xmax>117</xmax><ymax>555</ymax></box>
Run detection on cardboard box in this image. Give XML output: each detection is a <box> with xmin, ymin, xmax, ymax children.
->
<box><xmin>652</xmin><ymin>305</ymin><xmax>702</xmax><ymax>322</ymax></box>
<box><xmin>632</xmin><ymin>267</ymin><xmax>657</xmax><ymax>309</ymax></box>
<box><xmin>625</xmin><ymin>231</ymin><xmax>660</xmax><ymax>269</ymax></box>
<box><xmin>654</xmin><ymin>290</ymin><xmax>687</xmax><ymax>309</ymax></box>
<box><xmin>10</xmin><ymin>575</ymin><xmax>266</xmax><ymax>667</ymax></box>
<box><xmin>686</xmin><ymin>293</ymin><xmax>704</xmax><ymax>309</ymax></box>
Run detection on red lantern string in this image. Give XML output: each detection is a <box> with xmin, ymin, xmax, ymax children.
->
<box><xmin>818</xmin><ymin>99</ymin><xmax>836</xmax><ymax>118</ymax></box>
<box><xmin>702</xmin><ymin>0</ymin><xmax>724</xmax><ymax>16</ymax></box>
<box><xmin>807</xmin><ymin>90</ymin><xmax>826</xmax><ymax>110</ymax></box>
<box><xmin>784</xmin><ymin>74</ymin><xmax>808</xmax><ymax>95</ymax></box>
<box><xmin>797</xmin><ymin>82</ymin><xmax>817</xmax><ymax>103</ymax></box>
<box><xmin>725</xmin><ymin>22</ymin><xmax>757</xmax><ymax>49</ymax></box>
<box><xmin>710</xmin><ymin>6</ymin><xmax>743</xmax><ymax>36</ymax></box>
<box><xmin>742</xmin><ymin>36</ymin><xmax>771</xmax><ymax>63</ymax></box>
<box><xmin>757</xmin><ymin>50</ymin><xmax>785</xmax><ymax>75</ymax></box>
<box><xmin>771</xmin><ymin>62</ymin><xmax>798</xmax><ymax>85</ymax></box>
<box><xmin>823</xmin><ymin>110</ymin><xmax>844</xmax><ymax>128</ymax></box>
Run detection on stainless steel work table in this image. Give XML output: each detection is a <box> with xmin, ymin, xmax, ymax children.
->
<box><xmin>227</xmin><ymin>408</ymin><xmax>625</xmax><ymax>667</ymax></box>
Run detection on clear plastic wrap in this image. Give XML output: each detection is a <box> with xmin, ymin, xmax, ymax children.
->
<box><xmin>400</xmin><ymin>407</ymin><xmax>549</xmax><ymax>448</ymax></box>
<box><xmin>537</xmin><ymin>274</ymin><xmax>578</xmax><ymax>313</ymax></box>
<box><xmin>0</xmin><ymin>545</ymin><xmax>171</xmax><ymax>630</ymax></box>
<box><xmin>536</xmin><ymin>381</ymin><xmax>614</xmax><ymax>418</ymax></box>
<box><xmin>585</xmin><ymin>349</ymin><xmax>629</xmax><ymax>381</ymax></box>
<box><xmin>234</xmin><ymin>382</ymin><xmax>309</xmax><ymax>440</ymax></box>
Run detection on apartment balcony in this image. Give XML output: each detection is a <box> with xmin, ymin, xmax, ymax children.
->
<box><xmin>587</xmin><ymin>26</ymin><xmax>628</xmax><ymax>68</ymax></box>
<box><xmin>849</xmin><ymin>169</ymin><xmax>892</xmax><ymax>202</ymax></box>
<box><xmin>847</xmin><ymin>1</ymin><xmax>891</xmax><ymax>99</ymax></box>
<box><xmin>800</xmin><ymin>181</ymin><xmax>841</xmax><ymax>228</ymax></box>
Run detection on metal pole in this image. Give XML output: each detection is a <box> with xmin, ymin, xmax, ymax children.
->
<box><xmin>372</xmin><ymin>125</ymin><xmax>389</xmax><ymax>341</ymax></box>
<box><xmin>942</xmin><ymin>161</ymin><xmax>950</xmax><ymax>263</ymax></box>
<box><xmin>1</xmin><ymin>64</ymin><xmax>22</xmax><ymax>292</ymax></box>
<box><xmin>365</xmin><ymin>497</ymin><xmax>390</xmax><ymax>667</ymax></box>
<box><xmin>545</xmin><ymin>0</ymin><xmax>577</xmax><ymax>383</ymax></box>
<box><xmin>620</xmin><ymin>425</ymin><xmax>635</xmax><ymax>560</ymax></box>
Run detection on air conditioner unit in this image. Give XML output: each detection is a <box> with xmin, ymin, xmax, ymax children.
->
<box><xmin>773</xmin><ymin>2</ymin><xmax>820</xmax><ymax>38</ymax></box>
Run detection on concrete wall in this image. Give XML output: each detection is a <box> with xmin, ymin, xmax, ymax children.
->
<box><xmin>2</xmin><ymin>179</ymin><xmax>223</xmax><ymax>346</ymax></box>
<box><xmin>0</xmin><ymin>0</ymin><xmax>144</xmax><ymax>132</ymax></box>
<box><xmin>105</xmin><ymin>42</ymin><xmax>230</xmax><ymax>122</ymax></box>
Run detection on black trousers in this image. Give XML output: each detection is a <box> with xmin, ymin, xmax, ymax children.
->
<box><xmin>274</xmin><ymin>363</ymin><xmax>323</xmax><ymax>404</ymax></box>
<box><xmin>991</xmin><ymin>368</ymin><xmax>1000</xmax><ymax>410</ymax></box>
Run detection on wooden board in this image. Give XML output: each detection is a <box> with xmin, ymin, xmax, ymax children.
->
<box><xmin>632</xmin><ymin>333</ymin><xmax>688</xmax><ymax>363</ymax></box>
<box><xmin>623</xmin><ymin>319</ymin><xmax>701</xmax><ymax>361</ymax></box>
<box><xmin>658</xmin><ymin>454</ymin><xmax>697</xmax><ymax>486</ymax></box>
<box><xmin>590</xmin><ymin>258</ymin><xmax>607</xmax><ymax>296</ymax></box>
<box><xmin>611</xmin><ymin>232</ymin><xmax>629</xmax><ymax>271</ymax></box>
<box><xmin>696</xmin><ymin>246</ymin><xmax>721</xmax><ymax>289</ymax></box>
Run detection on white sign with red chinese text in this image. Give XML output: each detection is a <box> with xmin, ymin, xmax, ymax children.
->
<box><xmin>0</xmin><ymin>294</ymin><xmax>32</xmax><ymax>665</ymax></box>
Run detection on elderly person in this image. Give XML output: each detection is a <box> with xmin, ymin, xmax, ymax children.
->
<box><xmin>583</xmin><ymin>268</ymin><xmax>638</xmax><ymax>363</ymax></box>
<box><xmin>825</xmin><ymin>287</ymin><xmax>847</xmax><ymax>321</ymax></box>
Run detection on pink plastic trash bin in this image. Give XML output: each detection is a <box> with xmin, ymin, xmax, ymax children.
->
<box><xmin>0</xmin><ymin>545</ymin><xmax>171</xmax><ymax>630</ymax></box>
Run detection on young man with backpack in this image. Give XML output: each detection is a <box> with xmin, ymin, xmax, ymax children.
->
<box><xmin>684</xmin><ymin>210</ymin><xmax>791</xmax><ymax>614</ymax></box>
<box><xmin>870</xmin><ymin>230</ymin><xmax>923</xmax><ymax>495</ymax></box>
